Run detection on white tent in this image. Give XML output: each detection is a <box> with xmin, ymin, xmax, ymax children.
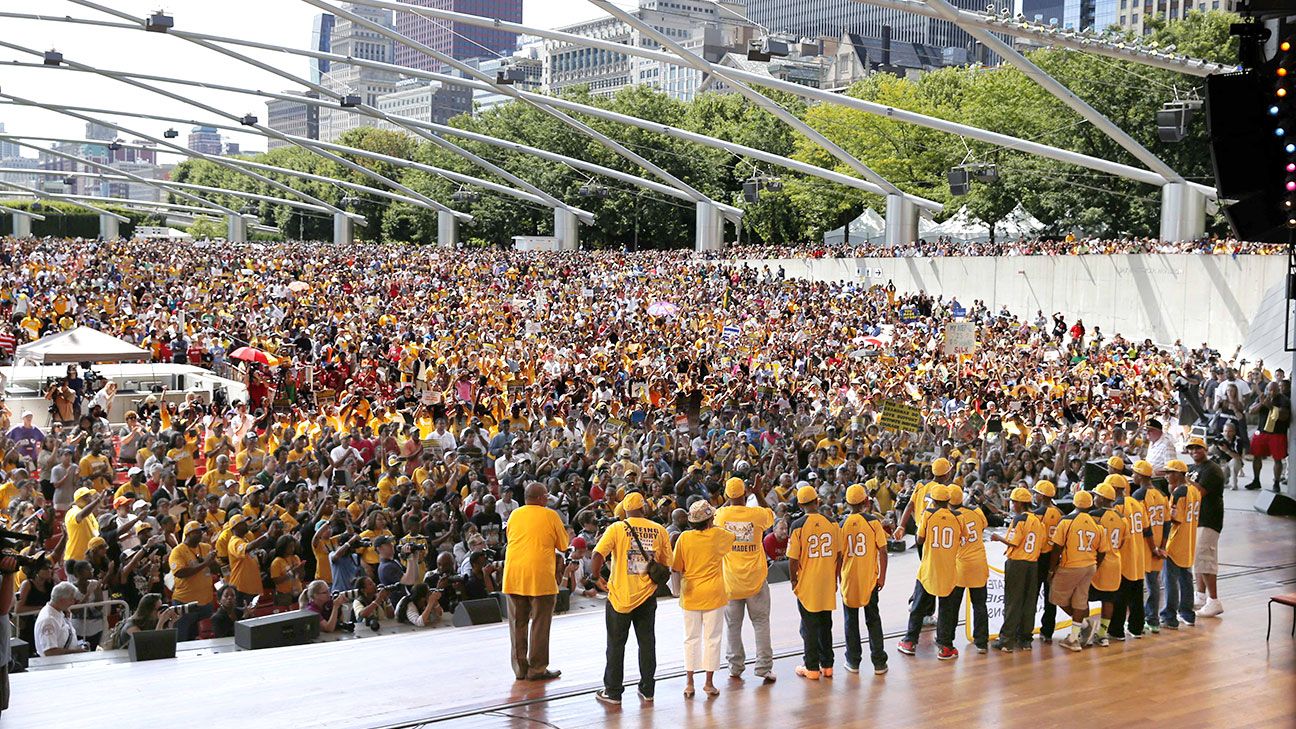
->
<box><xmin>15</xmin><ymin>326</ymin><xmax>151</xmax><ymax>366</ymax></box>
<box><xmin>823</xmin><ymin>208</ymin><xmax>886</xmax><ymax>246</ymax></box>
<box><xmin>926</xmin><ymin>203</ymin><xmax>1044</xmax><ymax>243</ymax></box>
<box><xmin>998</xmin><ymin>203</ymin><xmax>1047</xmax><ymax>239</ymax></box>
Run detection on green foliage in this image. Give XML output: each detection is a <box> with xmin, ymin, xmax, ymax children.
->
<box><xmin>187</xmin><ymin>216</ymin><xmax>225</xmax><ymax>240</ymax></box>
<box><xmin>155</xmin><ymin>11</ymin><xmax>1236</xmax><ymax>245</ymax></box>
<box><xmin>0</xmin><ymin>199</ymin><xmax>151</xmax><ymax>238</ymax></box>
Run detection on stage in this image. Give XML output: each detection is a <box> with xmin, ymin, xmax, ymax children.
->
<box><xmin>9</xmin><ymin>491</ymin><xmax>1295</xmax><ymax>729</ymax></box>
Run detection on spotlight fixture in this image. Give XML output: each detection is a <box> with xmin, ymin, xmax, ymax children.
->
<box><xmin>145</xmin><ymin>11</ymin><xmax>174</xmax><ymax>33</ymax></box>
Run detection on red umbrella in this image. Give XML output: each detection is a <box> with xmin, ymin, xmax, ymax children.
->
<box><xmin>229</xmin><ymin>346</ymin><xmax>284</xmax><ymax>366</ymax></box>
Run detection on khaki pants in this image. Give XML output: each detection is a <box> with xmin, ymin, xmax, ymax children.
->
<box><xmin>506</xmin><ymin>593</ymin><xmax>556</xmax><ymax>680</ymax></box>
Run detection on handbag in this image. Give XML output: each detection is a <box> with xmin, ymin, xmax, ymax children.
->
<box><xmin>624</xmin><ymin>520</ymin><xmax>671</xmax><ymax>587</ymax></box>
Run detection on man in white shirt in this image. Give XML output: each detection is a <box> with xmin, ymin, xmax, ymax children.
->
<box><xmin>1144</xmin><ymin>418</ymin><xmax>1178</xmax><ymax>476</ymax></box>
<box><xmin>428</xmin><ymin>418</ymin><xmax>457</xmax><ymax>456</ymax></box>
<box><xmin>329</xmin><ymin>433</ymin><xmax>364</xmax><ymax>486</ymax></box>
<box><xmin>35</xmin><ymin>582</ymin><xmax>86</xmax><ymax>657</ymax></box>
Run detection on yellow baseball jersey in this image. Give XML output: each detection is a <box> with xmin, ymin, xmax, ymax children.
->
<box><xmin>954</xmin><ymin>506</ymin><xmax>989</xmax><ymax>588</ymax></box>
<box><xmin>1133</xmin><ymin>485</ymin><xmax>1169</xmax><ymax>572</ymax></box>
<box><xmin>839</xmin><ymin>512</ymin><xmax>887</xmax><ymax>608</ymax></box>
<box><xmin>1091</xmin><ymin>508</ymin><xmax>1126</xmax><ymax>592</ymax></box>
<box><xmin>787</xmin><ymin>512</ymin><xmax>841</xmax><ymax>613</ymax></box>
<box><xmin>594</xmin><ymin>517</ymin><xmax>673</xmax><ymax>614</ymax></box>
<box><xmin>1034</xmin><ymin>504</ymin><xmax>1063</xmax><ymax>554</ymax></box>
<box><xmin>909</xmin><ymin>482</ymin><xmax>931</xmax><ymax>529</ymax></box>
<box><xmin>1002</xmin><ymin>511</ymin><xmax>1046</xmax><ymax>562</ymax></box>
<box><xmin>1116</xmin><ymin>497</ymin><xmax>1148</xmax><ymax>581</ymax></box>
<box><xmin>1051</xmin><ymin>509</ymin><xmax>1108</xmax><ymax>569</ymax></box>
<box><xmin>1165</xmin><ymin>484</ymin><xmax>1202</xmax><ymax>569</ymax></box>
<box><xmin>917</xmin><ymin>507</ymin><xmax>961</xmax><ymax>597</ymax></box>
<box><xmin>714</xmin><ymin>504</ymin><xmax>775</xmax><ymax>600</ymax></box>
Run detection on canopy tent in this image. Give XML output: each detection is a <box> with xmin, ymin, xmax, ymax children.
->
<box><xmin>15</xmin><ymin>326</ymin><xmax>151</xmax><ymax>366</ymax></box>
<box><xmin>926</xmin><ymin>203</ymin><xmax>1046</xmax><ymax>243</ymax></box>
<box><xmin>823</xmin><ymin>208</ymin><xmax>886</xmax><ymax>246</ymax></box>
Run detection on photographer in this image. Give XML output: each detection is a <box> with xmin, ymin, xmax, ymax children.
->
<box><xmin>425</xmin><ymin>551</ymin><xmax>465</xmax><ymax>614</ymax></box>
<box><xmin>395</xmin><ymin>582</ymin><xmax>443</xmax><ymax>628</ymax></box>
<box><xmin>375</xmin><ymin>536</ymin><xmax>422</xmax><ymax>605</ymax></box>
<box><xmin>1210</xmin><ymin>421</ymin><xmax>1246</xmax><ymax>491</ymax></box>
<box><xmin>209</xmin><ymin>585</ymin><xmax>243</xmax><ymax>639</ymax></box>
<box><xmin>349</xmin><ymin>575</ymin><xmax>394</xmax><ymax>631</ymax></box>
<box><xmin>105</xmin><ymin>593</ymin><xmax>179</xmax><ymax>650</ymax></box>
<box><xmin>463</xmin><ymin>550</ymin><xmax>498</xmax><ymax>600</ymax></box>
<box><xmin>168</xmin><ymin>521</ymin><xmax>217</xmax><ymax>640</ymax></box>
<box><xmin>299</xmin><ymin>579</ymin><xmax>346</xmax><ymax>633</ymax></box>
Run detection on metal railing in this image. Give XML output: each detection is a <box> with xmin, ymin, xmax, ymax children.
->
<box><xmin>13</xmin><ymin>597</ymin><xmax>130</xmax><ymax>648</ymax></box>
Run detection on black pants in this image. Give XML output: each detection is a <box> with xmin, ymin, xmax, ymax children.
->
<box><xmin>903</xmin><ymin>582</ymin><xmax>959</xmax><ymax>647</ymax></box>
<box><xmin>604</xmin><ymin>597</ymin><xmax>656</xmax><ymax>699</ymax></box>
<box><xmin>951</xmin><ymin>585</ymin><xmax>989</xmax><ymax>648</ymax></box>
<box><xmin>1000</xmin><ymin>559</ymin><xmax>1039</xmax><ymax>647</ymax></box>
<box><xmin>1109</xmin><ymin>576</ymin><xmax>1146</xmax><ymax>638</ymax></box>
<box><xmin>797</xmin><ymin>601</ymin><xmax>834</xmax><ymax>671</ymax></box>
<box><xmin>843</xmin><ymin>589</ymin><xmax>886</xmax><ymax>670</ymax></box>
<box><xmin>1034</xmin><ymin>560</ymin><xmax>1057</xmax><ymax>639</ymax></box>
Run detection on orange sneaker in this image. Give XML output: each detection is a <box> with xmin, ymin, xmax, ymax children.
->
<box><xmin>795</xmin><ymin>666</ymin><xmax>821</xmax><ymax>680</ymax></box>
<box><xmin>822</xmin><ymin>667</ymin><xmax>834</xmax><ymax>678</ymax></box>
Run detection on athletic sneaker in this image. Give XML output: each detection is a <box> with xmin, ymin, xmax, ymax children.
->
<box><xmin>937</xmin><ymin>646</ymin><xmax>959</xmax><ymax>661</ymax></box>
<box><xmin>795</xmin><ymin>665</ymin><xmax>821</xmax><ymax>680</ymax></box>
<box><xmin>1146</xmin><ymin>623</ymin><xmax>1161</xmax><ymax>634</ymax></box>
<box><xmin>897</xmin><ymin>640</ymin><xmax>917</xmax><ymax>655</ymax></box>
<box><xmin>595</xmin><ymin>690</ymin><xmax>621</xmax><ymax>706</ymax></box>
<box><xmin>1078</xmin><ymin>618</ymin><xmax>1097</xmax><ymax>645</ymax></box>
<box><xmin>822</xmin><ymin>667</ymin><xmax>834</xmax><ymax>678</ymax></box>
<box><xmin>1197</xmin><ymin>599</ymin><xmax>1224</xmax><ymax>618</ymax></box>
<box><xmin>1131</xmin><ymin>632</ymin><xmax>1144</xmax><ymax>639</ymax></box>
<box><xmin>1018</xmin><ymin>640</ymin><xmax>1032</xmax><ymax>651</ymax></box>
<box><xmin>844</xmin><ymin>663</ymin><xmax>860</xmax><ymax>674</ymax></box>
<box><xmin>637</xmin><ymin>689</ymin><xmax>653</xmax><ymax>703</ymax></box>
<box><xmin>1193</xmin><ymin>592</ymin><xmax>1207</xmax><ymax>610</ymax></box>
<box><xmin>975</xmin><ymin>644</ymin><xmax>988</xmax><ymax>654</ymax></box>
<box><xmin>1040</xmin><ymin>635</ymin><xmax>1053</xmax><ymax>644</ymax></box>
<box><xmin>1095</xmin><ymin>636</ymin><xmax>1110</xmax><ymax>647</ymax></box>
<box><xmin>1163</xmin><ymin>622</ymin><xmax>1179</xmax><ymax>630</ymax></box>
<box><xmin>874</xmin><ymin>664</ymin><xmax>888</xmax><ymax>675</ymax></box>
<box><xmin>993</xmin><ymin>640</ymin><xmax>1014</xmax><ymax>652</ymax></box>
<box><xmin>1057</xmin><ymin>636</ymin><xmax>1083</xmax><ymax>652</ymax></box>
<box><xmin>922</xmin><ymin>615</ymin><xmax>937</xmax><ymax>627</ymax></box>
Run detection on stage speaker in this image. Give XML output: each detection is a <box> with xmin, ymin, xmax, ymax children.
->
<box><xmin>8</xmin><ymin>637</ymin><xmax>30</xmax><ymax>673</ymax></box>
<box><xmin>947</xmin><ymin>168</ymin><xmax>969</xmax><ymax>196</ymax></box>
<box><xmin>129</xmin><ymin>629</ymin><xmax>177</xmax><ymax>662</ymax></box>
<box><xmin>555</xmin><ymin>587</ymin><xmax>571</xmax><ymax>614</ymax></box>
<box><xmin>452</xmin><ymin>598</ymin><xmax>503</xmax><ymax>627</ymax></box>
<box><xmin>1253</xmin><ymin>490</ymin><xmax>1296</xmax><ymax>517</ymax></box>
<box><xmin>766</xmin><ymin>559</ymin><xmax>790</xmax><ymax>584</ymax></box>
<box><xmin>1205</xmin><ymin>67</ymin><xmax>1288</xmax><ymax>243</ymax></box>
<box><xmin>234</xmin><ymin>610</ymin><xmax>320</xmax><ymax>650</ymax></box>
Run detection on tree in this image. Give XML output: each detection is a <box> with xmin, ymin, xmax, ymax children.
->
<box><xmin>187</xmin><ymin>216</ymin><xmax>225</xmax><ymax>240</ymax></box>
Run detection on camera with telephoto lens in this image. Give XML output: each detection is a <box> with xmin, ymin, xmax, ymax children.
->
<box><xmin>377</xmin><ymin>583</ymin><xmax>402</xmax><ymax>592</ymax></box>
<box><xmin>351</xmin><ymin>537</ymin><xmax>372</xmax><ymax>548</ymax></box>
<box><xmin>333</xmin><ymin>588</ymin><xmax>360</xmax><ymax>601</ymax></box>
<box><xmin>0</xmin><ymin>527</ymin><xmax>46</xmax><ymax>572</ymax></box>
<box><xmin>171</xmin><ymin>601</ymin><xmax>202</xmax><ymax>616</ymax></box>
<box><xmin>399</xmin><ymin>535</ymin><xmax>428</xmax><ymax>556</ymax></box>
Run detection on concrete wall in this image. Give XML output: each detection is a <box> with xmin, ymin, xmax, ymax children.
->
<box><xmin>738</xmin><ymin>255</ymin><xmax>1286</xmax><ymax>359</ymax></box>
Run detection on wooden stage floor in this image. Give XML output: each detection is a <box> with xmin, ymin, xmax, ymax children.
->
<box><xmin>9</xmin><ymin>491</ymin><xmax>1295</xmax><ymax>729</ymax></box>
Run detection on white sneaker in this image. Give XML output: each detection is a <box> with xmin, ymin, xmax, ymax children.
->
<box><xmin>1196</xmin><ymin>599</ymin><xmax>1224</xmax><ymax>618</ymax></box>
<box><xmin>1193</xmin><ymin>592</ymin><xmax>1207</xmax><ymax>610</ymax></box>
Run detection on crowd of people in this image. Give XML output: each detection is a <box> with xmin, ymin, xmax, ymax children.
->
<box><xmin>0</xmin><ymin>235</ymin><xmax>1283</xmax><ymax>710</ymax></box>
<box><xmin>719</xmin><ymin>235</ymin><xmax>1284</xmax><ymax>259</ymax></box>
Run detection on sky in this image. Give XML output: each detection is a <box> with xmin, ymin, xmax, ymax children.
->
<box><xmin>0</xmin><ymin>0</ymin><xmax>618</xmax><ymax>157</ymax></box>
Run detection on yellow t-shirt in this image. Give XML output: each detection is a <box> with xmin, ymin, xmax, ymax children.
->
<box><xmin>64</xmin><ymin>506</ymin><xmax>100</xmax><ymax>562</ymax></box>
<box><xmin>1164</xmin><ymin>484</ymin><xmax>1201</xmax><ymax>569</ymax></box>
<box><xmin>168</xmin><ymin>447</ymin><xmax>196</xmax><ymax>481</ymax></box>
<box><xmin>0</xmin><ymin>481</ymin><xmax>18</xmax><ymax>512</ymax></box>
<box><xmin>1002</xmin><ymin>512</ymin><xmax>1045</xmax><ymax>562</ymax></box>
<box><xmin>954</xmin><ymin>506</ymin><xmax>989</xmax><ymax>589</ymax></box>
<box><xmin>593</xmin><ymin>517</ymin><xmax>672</xmax><ymax>614</ymax></box>
<box><xmin>313</xmin><ymin>535</ymin><xmax>336</xmax><ymax>584</ymax></box>
<box><xmin>1052</xmin><ymin>510</ymin><xmax>1108</xmax><ymax>569</ymax></box>
<box><xmin>500</xmin><ymin>505</ymin><xmax>568</xmax><ymax>597</ymax></box>
<box><xmin>228</xmin><ymin>534</ymin><xmax>262</xmax><ymax>595</ymax></box>
<box><xmin>713</xmin><ymin>504</ymin><xmax>774</xmax><ymax>600</ymax></box>
<box><xmin>169</xmin><ymin>542</ymin><xmax>215</xmax><ymax>604</ymax></box>
<box><xmin>671</xmin><ymin>527</ymin><xmax>735</xmax><ymax>612</ymax></box>
<box><xmin>271</xmin><ymin>555</ymin><xmax>302</xmax><ymax>595</ymax></box>
<box><xmin>839</xmin><ymin>512</ymin><xmax>887</xmax><ymax>608</ymax></box>
<box><xmin>917</xmin><ymin>507</ymin><xmax>960</xmax><ymax>597</ymax></box>
<box><xmin>786</xmin><ymin>512</ymin><xmax>841</xmax><ymax>613</ymax></box>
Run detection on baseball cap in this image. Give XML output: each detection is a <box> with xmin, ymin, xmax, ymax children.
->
<box><xmin>112</xmin><ymin>496</ymin><xmax>131</xmax><ymax>509</ymax></box>
<box><xmin>724</xmin><ymin>477</ymin><xmax>746</xmax><ymax>499</ymax></box>
<box><xmin>845</xmin><ymin>484</ymin><xmax>866</xmax><ymax>505</ymax></box>
<box><xmin>688</xmin><ymin>500</ymin><xmax>715</xmax><ymax>522</ymax></box>
<box><xmin>1132</xmin><ymin>460</ymin><xmax>1154</xmax><ymax>477</ymax></box>
<box><xmin>1107</xmin><ymin>456</ymin><xmax>1125</xmax><ymax>472</ymax></box>
<box><xmin>931</xmin><ymin>457</ymin><xmax>953</xmax><ymax>477</ymax></box>
<box><xmin>1185</xmin><ymin>436</ymin><xmax>1207</xmax><ymax>450</ymax></box>
<box><xmin>73</xmin><ymin>486</ymin><xmax>96</xmax><ymax>502</ymax></box>
<box><xmin>134</xmin><ymin>522</ymin><xmax>153</xmax><ymax>534</ymax></box>
<box><xmin>806</xmin><ymin>472</ymin><xmax>819</xmax><ymax>480</ymax></box>
<box><xmin>1146</xmin><ymin>418</ymin><xmax>1163</xmax><ymax>431</ymax></box>
<box><xmin>571</xmin><ymin>536</ymin><xmax>588</xmax><ymax>551</ymax></box>
<box><xmin>928</xmin><ymin>483</ymin><xmax>951</xmax><ymax>502</ymax></box>
<box><xmin>87</xmin><ymin>536</ymin><xmax>107</xmax><ymax>551</ymax></box>
<box><xmin>373</xmin><ymin>535</ymin><xmax>393</xmax><ymax>548</ymax></box>
<box><xmin>1010</xmin><ymin>487</ymin><xmax>1033</xmax><ymax>504</ymax></box>
<box><xmin>226</xmin><ymin>514</ymin><xmax>248</xmax><ymax>528</ymax></box>
<box><xmin>1105</xmin><ymin>474</ymin><xmax>1129</xmax><ymax>492</ymax></box>
<box><xmin>1094</xmin><ymin>481</ymin><xmax>1116</xmax><ymax>501</ymax></box>
<box><xmin>183</xmin><ymin>521</ymin><xmax>203</xmax><ymax>537</ymax></box>
<box><xmin>621</xmin><ymin>492</ymin><xmax>646</xmax><ymax>512</ymax></box>
<box><xmin>1165</xmin><ymin>459</ymin><xmax>1188</xmax><ymax>473</ymax></box>
<box><xmin>1073</xmin><ymin>490</ymin><xmax>1094</xmax><ymax>509</ymax></box>
<box><xmin>1032</xmin><ymin>480</ymin><xmax>1056</xmax><ymax>498</ymax></box>
<box><xmin>947</xmin><ymin>485</ymin><xmax>964</xmax><ymax>506</ymax></box>
<box><xmin>796</xmin><ymin>485</ymin><xmax>818</xmax><ymax>504</ymax></box>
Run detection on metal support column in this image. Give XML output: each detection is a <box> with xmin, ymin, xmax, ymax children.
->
<box><xmin>884</xmin><ymin>194</ymin><xmax>918</xmax><ymax>247</ymax></box>
<box><xmin>12</xmin><ymin>212</ymin><xmax>32</xmax><ymax>238</ymax></box>
<box><xmin>1159</xmin><ymin>182</ymin><xmax>1205</xmax><ymax>243</ymax></box>
<box><xmin>227</xmin><ymin>214</ymin><xmax>248</xmax><ymax>243</ymax></box>
<box><xmin>437</xmin><ymin>210</ymin><xmax>458</xmax><ymax>249</ymax></box>
<box><xmin>333</xmin><ymin>213</ymin><xmax>354</xmax><ymax>245</ymax></box>
<box><xmin>554</xmin><ymin>208</ymin><xmax>579</xmax><ymax>251</ymax></box>
<box><xmin>694</xmin><ymin>201</ymin><xmax>724</xmax><ymax>252</ymax></box>
<box><xmin>99</xmin><ymin>213</ymin><xmax>120</xmax><ymax>240</ymax></box>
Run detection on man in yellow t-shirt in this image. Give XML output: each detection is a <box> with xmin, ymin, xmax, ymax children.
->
<box><xmin>591</xmin><ymin>491</ymin><xmax>672</xmax><ymax>705</ymax></box>
<box><xmin>713</xmin><ymin>476</ymin><xmax>776</xmax><ymax>682</ymax></box>
<box><xmin>787</xmin><ymin>485</ymin><xmax>841</xmax><ymax>680</ymax></box>
<box><xmin>501</xmin><ymin>483</ymin><xmax>569</xmax><ymax>681</ymax></box>
<box><xmin>898</xmin><ymin>484</ymin><xmax>962</xmax><ymax>661</ymax></box>
<box><xmin>839</xmin><ymin>484</ymin><xmax>888</xmax><ymax>674</ymax></box>
<box><xmin>226</xmin><ymin>515</ymin><xmax>271</xmax><ymax>604</ymax></box>
<box><xmin>1158</xmin><ymin>459</ymin><xmax>1201</xmax><ymax>629</ymax></box>
<box><xmin>989</xmin><ymin>487</ymin><xmax>1045</xmax><ymax>651</ymax></box>
<box><xmin>168</xmin><ymin>521</ymin><xmax>217</xmax><ymax>640</ymax></box>
<box><xmin>64</xmin><ymin>487</ymin><xmax>104</xmax><ymax>562</ymax></box>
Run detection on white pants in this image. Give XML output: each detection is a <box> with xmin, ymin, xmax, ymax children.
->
<box><xmin>683</xmin><ymin>607</ymin><xmax>724</xmax><ymax>672</ymax></box>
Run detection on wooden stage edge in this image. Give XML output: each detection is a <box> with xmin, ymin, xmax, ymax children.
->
<box><xmin>7</xmin><ymin>494</ymin><xmax>1295</xmax><ymax>729</ymax></box>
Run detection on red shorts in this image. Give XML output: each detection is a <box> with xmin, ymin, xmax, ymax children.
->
<box><xmin>1250</xmin><ymin>432</ymin><xmax>1287</xmax><ymax>461</ymax></box>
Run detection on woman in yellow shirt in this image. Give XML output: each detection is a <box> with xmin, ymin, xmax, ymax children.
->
<box><xmin>269</xmin><ymin>535</ymin><xmax>303</xmax><ymax>605</ymax></box>
<box><xmin>671</xmin><ymin>500</ymin><xmax>735</xmax><ymax>699</ymax></box>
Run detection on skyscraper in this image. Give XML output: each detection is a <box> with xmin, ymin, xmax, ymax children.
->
<box><xmin>311</xmin><ymin>13</ymin><xmax>336</xmax><ymax>85</ymax></box>
<box><xmin>0</xmin><ymin>123</ymin><xmax>20</xmax><ymax>160</ymax></box>
<box><xmin>392</xmin><ymin>0</ymin><xmax>524</xmax><ymax>72</ymax></box>
<box><xmin>319</xmin><ymin>4</ymin><xmax>401</xmax><ymax>141</ymax></box>
<box><xmin>188</xmin><ymin>126</ymin><xmax>224</xmax><ymax>156</ymax></box>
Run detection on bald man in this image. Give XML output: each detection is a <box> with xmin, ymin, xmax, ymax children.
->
<box><xmin>502</xmin><ymin>482</ymin><xmax>570</xmax><ymax>681</ymax></box>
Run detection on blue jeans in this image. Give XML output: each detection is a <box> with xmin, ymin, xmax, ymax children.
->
<box><xmin>843</xmin><ymin>589</ymin><xmax>887</xmax><ymax>670</ymax></box>
<box><xmin>1161</xmin><ymin>562</ymin><xmax>1195</xmax><ymax>626</ymax></box>
<box><xmin>1144</xmin><ymin>570</ymin><xmax>1162</xmax><ymax>627</ymax></box>
<box><xmin>950</xmin><ymin>586</ymin><xmax>988</xmax><ymax>648</ymax></box>
<box><xmin>903</xmin><ymin>581</ymin><xmax>959</xmax><ymax>648</ymax></box>
<box><xmin>171</xmin><ymin>601</ymin><xmax>214</xmax><ymax>642</ymax></box>
<box><xmin>603</xmin><ymin>597</ymin><xmax>656</xmax><ymax>699</ymax></box>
